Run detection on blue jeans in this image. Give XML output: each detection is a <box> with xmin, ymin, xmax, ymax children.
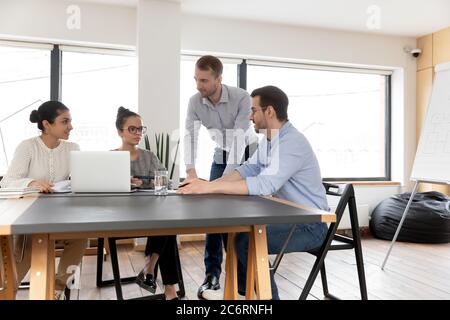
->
<box><xmin>235</xmin><ymin>222</ymin><xmax>328</xmax><ymax>299</ymax></box>
<box><xmin>204</xmin><ymin>161</ymin><xmax>228</xmax><ymax>277</ymax></box>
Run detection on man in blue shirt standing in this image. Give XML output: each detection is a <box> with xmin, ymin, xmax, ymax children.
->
<box><xmin>178</xmin><ymin>85</ymin><xmax>329</xmax><ymax>299</ymax></box>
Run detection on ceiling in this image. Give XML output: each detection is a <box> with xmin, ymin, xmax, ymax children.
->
<box><xmin>76</xmin><ymin>0</ymin><xmax>450</xmax><ymax>37</ymax></box>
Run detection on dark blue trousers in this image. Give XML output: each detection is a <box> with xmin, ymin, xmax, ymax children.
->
<box><xmin>204</xmin><ymin>161</ymin><xmax>228</xmax><ymax>278</ymax></box>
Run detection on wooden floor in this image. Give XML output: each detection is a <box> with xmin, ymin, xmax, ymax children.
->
<box><xmin>16</xmin><ymin>236</ymin><xmax>450</xmax><ymax>300</ymax></box>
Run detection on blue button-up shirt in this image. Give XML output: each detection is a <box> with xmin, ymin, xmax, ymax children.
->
<box><xmin>236</xmin><ymin>121</ymin><xmax>328</xmax><ymax>211</ymax></box>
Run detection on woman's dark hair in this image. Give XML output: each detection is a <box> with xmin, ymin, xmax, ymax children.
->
<box><xmin>29</xmin><ymin>101</ymin><xmax>69</xmax><ymax>131</ymax></box>
<box><xmin>116</xmin><ymin>106</ymin><xmax>140</xmax><ymax>130</ymax></box>
<box><xmin>250</xmin><ymin>85</ymin><xmax>289</xmax><ymax>121</ymax></box>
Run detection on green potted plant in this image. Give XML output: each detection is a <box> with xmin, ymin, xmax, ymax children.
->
<box><xmin>144</xmin><ymin>133</ymin><xmax>180</xmax><ymax>180</ymax></box>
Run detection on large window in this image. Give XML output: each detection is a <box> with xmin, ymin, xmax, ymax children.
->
<box><xmin>178</xmin><ymin>59</ymin><xmax>391</xmax><ymax>181</ymax></box>
<box><xmin>179</xmin><ymin>56</ymin><xmax>240</xmax><ymax>179</ymax></box>
<box><xmin>0</xmin><ymin>44</ymin><xmax>50</xmax><ymax>174</ymax></box>
<box><xmin>0</xmin><ymin>44</ymin><xmax>137</xmax><ymax>176</ymax></box>
<box><xmin>247</xmin><ymin>62</ymin><xmax>390</xmax><ymax>180</ymax></box>
<box><xmin>0</xmin><ymin>41</ymin><xmax>391</xmax><ymax>181</ymax></box>
<box><xmin>62</xmin><ymin>49</ymin><xmax>137</xmax><ymax>151</ymax></box>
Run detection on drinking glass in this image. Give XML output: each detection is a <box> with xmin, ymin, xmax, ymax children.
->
<box><xmin>154</xmin><ymin>170</ymin><xmax>168</xmax><ymax>195</ymax></box>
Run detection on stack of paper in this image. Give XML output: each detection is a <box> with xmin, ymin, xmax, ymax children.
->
<box><xmin>52</xmin><ymin>180</ymin><xmax>71</xmax><ymax>193</ymax></box>
<box><xmin>0</xmin><ymin>187</ymin><xmax>41</xmax><ymax>199</ymax></box>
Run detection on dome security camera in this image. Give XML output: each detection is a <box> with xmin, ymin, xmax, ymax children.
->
<box><xmin>410</xmin><ymin>48</ymin><xmax>422</xmax><ymax>58</ymax></box>
<box><xmin>404</xmin><ymin>46</ymin><xmax>422</xmax><ymax>58</ymax></box>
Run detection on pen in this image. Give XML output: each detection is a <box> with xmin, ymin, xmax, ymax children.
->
<box><xmin>133</xmin><ymin>175</ymin><xmax>154</xmax><ymax>180</ymax></box>
<box><xmin>178</xmin><ymin>178</ymin><xmax>208</xmax><ymax>188</ymax></box>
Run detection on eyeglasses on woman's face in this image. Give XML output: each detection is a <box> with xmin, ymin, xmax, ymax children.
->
<box><xmin>123</xmin><ymin>126</ymin><xmax>147</xmax><ymax>134</ymax></box>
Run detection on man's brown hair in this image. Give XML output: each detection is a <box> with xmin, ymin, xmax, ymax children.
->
<box><xmin>195</xmin><ymin>55</ymin><xmax>223</xmax><ymax>77</ymax></box>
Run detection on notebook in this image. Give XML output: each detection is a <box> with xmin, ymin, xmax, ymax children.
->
<box><xmin>0</xmin><ymin>187</ymin><xmax>41</xmax><ymax>199</ymax></box>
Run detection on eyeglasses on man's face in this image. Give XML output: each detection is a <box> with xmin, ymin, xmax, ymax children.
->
<box><xmin>123</xmin><ymin>126</ymin><xmax>147</xmax><ymax>134</ymax></box>
<box><xmin>251</xmin><ymin>106</ymin><xmax>268</xmax><ymax>116</ymax></box>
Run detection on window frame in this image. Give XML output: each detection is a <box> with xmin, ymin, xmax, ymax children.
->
<box><xmin>243</xmin><ymin>59</ymin><xmax>392</xmax><ymax>181</ymax></box>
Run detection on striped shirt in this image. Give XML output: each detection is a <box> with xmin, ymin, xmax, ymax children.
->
<box><xmin>184</xmin><ymin>84</ymin><xmax>256</xmax><ymax>175</ymax></box>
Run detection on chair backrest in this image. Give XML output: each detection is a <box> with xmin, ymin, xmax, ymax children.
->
<box><xmin>323</xmin><ymin>182</ymin><xmax>355</xmax><ymax>227</ymax></box>
<box><xmin>316</xmin><ymin>183</ymin><xmax>358</xmax><ymax>253</ymax></box>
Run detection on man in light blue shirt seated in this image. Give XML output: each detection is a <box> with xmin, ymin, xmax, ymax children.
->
<box><xmin>178</xmin><ymin>85</ymin><xmax>329</xmax><ymax>300</ymax></box>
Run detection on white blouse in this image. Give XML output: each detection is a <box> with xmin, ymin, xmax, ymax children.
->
<box><xmin>0</xmin><ymin>136</ymin><xmax>79</xmax><ymax>188</ymax></box>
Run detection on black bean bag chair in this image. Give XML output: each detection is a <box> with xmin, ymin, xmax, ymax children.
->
<box><xmin>370</xmin><ymin>191</ymin><xmax>450</xmax><ymax>243</ymax></box>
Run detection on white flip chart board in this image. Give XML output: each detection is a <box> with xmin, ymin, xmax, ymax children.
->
<box><xmin>411</xmin><ymin>62</ymin><xmax>450</xmax><ymax>184</ymax></box>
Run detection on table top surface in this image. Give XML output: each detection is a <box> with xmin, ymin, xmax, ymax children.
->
<box><xmin>0</xmin><ymin>193</ymin><xmax>335</xmax><ymax>235</ymax></box>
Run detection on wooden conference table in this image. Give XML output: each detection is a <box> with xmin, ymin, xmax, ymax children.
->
<box><xmin>0</xmin><ymin>193</ymin><xmax>335</xmax><ymax>300</ymax></box>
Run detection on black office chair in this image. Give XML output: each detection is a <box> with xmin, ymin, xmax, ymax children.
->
<box><xmin>96</xmin><ymin>237</ymin><xmax>185</xmax><ymax>300</ymax></box>
<box><xmin>270</xmin><ymin>183</ymin><xmax>368</xmax><ymax>300</ymax></box>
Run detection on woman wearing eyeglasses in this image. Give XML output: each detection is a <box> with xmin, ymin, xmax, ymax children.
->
<box><xmin>115</xmin><ymin>106</ymin><xmax>180</xmax><ymax>300</ymax></box>
<box><xmin>0</xmin><ymin>101</ymin><xmax>87</xmax><ymax>300</ymax></box>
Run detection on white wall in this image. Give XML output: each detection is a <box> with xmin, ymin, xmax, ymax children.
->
<box><xmin>0</xmin><ymin>0</ymin><xmax>135</xmax><ymax>49</ymax></box>
<box><xmin>0</xmin><ymin>1</ymin><xmax>419</xmax><ymax>216</ymax></box>
<box><xmin>181</xmin><ymin>15</ymin><xmax>414</xmax><ymax>67</ymax></box>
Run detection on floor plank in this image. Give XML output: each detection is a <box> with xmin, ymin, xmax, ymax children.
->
<box><xmin>14</xmin><ymin>236</ymin><xmax>450</xmax><ymax>300</ymax></box>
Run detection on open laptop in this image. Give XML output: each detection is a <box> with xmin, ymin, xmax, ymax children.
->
<box><xmin>70</xmin><ymin>151</ymin><xmax>131</xmax><ymax>193</ymax></box>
